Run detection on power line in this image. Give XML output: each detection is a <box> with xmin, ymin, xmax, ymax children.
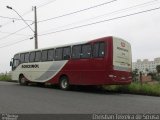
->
<box><xmin>0</xmin><ymin>23</ymin><xmax>33</xmax><ymax>41</ymax></box>
<box><xmin>0</xmin><ymin>38</ymin><xmax>30</xmax><ymax>48</ymax></box>
<box><xmin>0</xmin><ymin>15</ymin><xmax>33</xmax><ymax>28</ymax></box>
<box><xmin>38</xmin><ymin>0</ymin><xmax>117</xmax><ymax>23</ymax></box>
<box><xmin>37</xmin><ymin>0</ymin><xmax>57</xmax><ymax>9</ymax></box>
<box><xmin>21</xmin><ymin>0</ymin><xmax>57</xmax><ymax>16</ymax></box>
<box><xmin>0</xmin><ymin>0</ymin><xmax>58</xmax><ymax>47</ymax></box>
<box><xmin>6</xmin><ymin>6</ymin><xmax>35</xmax><ymax>33</ymax></box>
<box><xmin>1</xmin><ymin>0</ymin><xmax>57</xmax><ymax>25</ymax></box>
<box><xmin>0</xmin><ymin>31</ymin><xmax>32</xmax><ymax>37</ymax></box>
<box><xmin>1</xmin><ymin>6</ymin><xmax>160</xmax><ymax>49</ymax></box>
<box><xmin>40</xmin><ymin>0</ymin><xmax>159</xmax><ymax>34</ymax></box>
<box><xmin>0</xmin><ymin>10</ymin><xmax>34</xmax><ymax>28</ymax></box>
<box><xmin>0</xmin><ymin>0</ymin><xmax>116</xmax><ymax>40</ymax></box>
<box><xmin>85</xmin><ymin>0</ymin><xmax>159</xmax><ymax>22</ymax></box>
<box><xmin>1</xmin><ymin>6</ymin><xmax>34</xmax><ymax>28</ymax></box>
<box><xmin>39</xmin><ymin>6</ymin><xmax>160</xmax><ymax>36</ymax></box>
<box><xmin>0</xmin><ymin>15</ymin><xmax>33</xmax><ymax>21</ymax></box>
<box><xmin>0</xmin><ymin>0</ymin><xmax>58</xmax><ymax>37</ymax></box>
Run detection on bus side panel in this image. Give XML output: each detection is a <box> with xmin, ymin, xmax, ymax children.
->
<box><xmin>83</xmin><ymin>39</ymin><xmax>112</xmax><ymax>85</ymax></box>
<box><xmin>68</xmin><ymin>58</ymin><xmax>107</xmax><ymax>85</ymax></box>
<box><xmin>48</xmin><ymin>37</ymin><xmax>114</xmax><ymax>85</ymax></box>
<box><xmin>48</xmin><ymin>58</ymin><xmax>108</xmax><ymax>85</ymax></box>
<box><xmin>48</xmin><ymin>38</ymin><xmax>112</xmax><ymax>85</ymax></box>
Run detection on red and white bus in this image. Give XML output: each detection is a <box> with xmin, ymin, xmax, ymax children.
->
<box><xmin>10</xmin><ymin>36</ymin><xmax>132</xmax><ymax>90</ymax></box>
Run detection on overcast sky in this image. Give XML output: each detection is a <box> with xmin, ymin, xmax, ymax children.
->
<box><xmin>0</xmin><ymin>0</ymin><xmax>160</xmax><ymax>72</ymax></box>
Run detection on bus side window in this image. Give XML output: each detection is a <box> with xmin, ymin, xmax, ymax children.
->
<box><xmin>35</xmin><ymin>51</ymin><xmax>41</xmax><ymax>62</ymax></box>
<box><xmin>24</xmin><ymin>53</ymin><xmax>29</xmax><ymax>63</ymax></box>
<box><xmin>63</xmin><ymin>47</ymin><xmax>71</xmax><ymax>60</ymax></box>
<box><xmin>48</xmin><ymin>49</ymin><xmax>55</xmax><ymax>61</ymax></box>
<box><xmin>81</xmin><ymin>44</ymin><xmax>91</xmax><ymax>59</ymax></box>
<box><xmin>55</xmin><ymin>48</ymin><xmax>63</xmax><ymax>60</ymax></box>
<box><xmin>93</xmin><ymin>43</ymin><xmax>99</xmax><ymax>58</ymax></box>
<box><xmin>93</xmin><ymin>42</ymin><xmax>105</xmax><ymax>58</ymax></box>
<box><xmin>72</xmin><ymin>45</ymin><xmax>81</xmax><ymax>59</ymax></box>
<box><xmin>20</xmin><ymin>53</ymin><xmax>25</xmax><ymax>63</ymax></box>
<box><xmin>99</xmin><ymin>42</ymin><xmax>105</xmax><ymax>57</ymax></box>
<box><xmin>29</xmin><ymin>52</ymin><xmax>35</xmax><ymax>62</ymax></box>
<box><xmin>42</xmin><ymin>50</ymin><xmax>48</xmax><ymax>62</ymax></box>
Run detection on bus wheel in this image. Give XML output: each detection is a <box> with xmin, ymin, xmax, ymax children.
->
<box><xmin>37</xmin><ymin>82</ymin><xmax>45</xmax><ymax>87</ymax></box>
<box><xmin>59</xmin><ymin>76</ymin><xmax>70</xmax><ymax>90</ymax></box>
<box><xmin>19</xmin><ymin>75</ymin><xmax>28</xmax><ymax>86</ymax></box>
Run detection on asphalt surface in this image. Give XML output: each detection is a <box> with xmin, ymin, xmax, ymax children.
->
<box><xmin>0</xmin><ymin>81</ymin><xmax>160</xmax><ymax>114</ymax></box>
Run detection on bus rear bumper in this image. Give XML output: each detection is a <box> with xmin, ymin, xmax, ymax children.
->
<box><xmin>107</xmin><ymin>74</ymin><xmax>132</xmax><ymax>85</ymax></box>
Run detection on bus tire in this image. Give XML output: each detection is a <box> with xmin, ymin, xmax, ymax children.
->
<box><xmin>59</xmin><ymin>76</ymin><xmax>70</xmax><ymax>90</ymax></box>
<box><xmin>37</xmin><ymin>82</ymin><xmax>45</xmax><ymax>87</ymax></box>
<box><xmin>19</xmin><ymin>75</ymin><xmax>28</xmax><ymax>86</ymax></box>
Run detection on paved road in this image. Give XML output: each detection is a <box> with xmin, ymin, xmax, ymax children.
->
<box><xmin>0</xmin><ymin>81</ymin><xmax>160</xmax><ymax>114</ymax></box>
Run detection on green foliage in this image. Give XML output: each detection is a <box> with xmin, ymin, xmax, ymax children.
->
<box><xmin>104</xmin><ymin>82</ymin><xmax>160</xmax><ymax>96</ymax></box>
<box><xmin>156</xmin><ymin>65</ymin><xmax>160</xmax><ymax>73</ymax></box>
<box><xmin>0</xmin><ymin>74</ymin><xmax>11</xmax><ymax>81</ymax></box>
<box><xmin>132</xmin><ymin>69</ymin><xmax>139</xmax><ymax>82</ymax></box>
<box><xmin>153</xmin><ymin>75</ymin><xmax>160</xmax><ymax>81</ymax></box>
<box><xmin>147</xmin><ymin>72</ymin><xmax>160</xmax><ymax>81</ymax></box>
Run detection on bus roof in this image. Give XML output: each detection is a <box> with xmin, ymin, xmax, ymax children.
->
<box><xmin>14</xmin><ymin>36</ymin><xmax>128</xmax><ymax>55</ymax></box>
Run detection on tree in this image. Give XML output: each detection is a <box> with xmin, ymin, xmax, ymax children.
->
<box><xmin>156</xmin><ymin>65</ymin><xmax>160</xmax><ymax>74</ymax></box>
<box><xmin>132</xmin><ymin>68</ymin><xmax>139</xmax><ymax>82</ymax></box>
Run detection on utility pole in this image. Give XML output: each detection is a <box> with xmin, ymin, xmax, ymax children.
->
<box><xmin>34</xmin><ymin>6</ymin><xmax>38</xmax><ymax>49</ymax></box>
<box><xmin>6</xmin><ymin>6</ymin><xmax>38</xmax><ymax>49</ymax></box>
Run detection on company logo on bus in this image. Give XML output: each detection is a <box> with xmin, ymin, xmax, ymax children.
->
<box><xmin>121</xmin><ymin>42</ymin><xmax>125</xmax><ymax>47</ymax></box>
<box><xmin>22</xmin><ymin>64</ymin><xmax>39</xmax><ymax>68</ymax></box>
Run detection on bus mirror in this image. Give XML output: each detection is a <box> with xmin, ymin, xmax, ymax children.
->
<box><xmin>10</xmin><ymin>61</ymin><xmax>13</xmax><ymax>66</ymax></box>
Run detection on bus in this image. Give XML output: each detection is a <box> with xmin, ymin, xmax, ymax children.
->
<box><xmin>10</xmin><ymin>36</ymin><xmax>132</xmax><ymax>90</ymax></box>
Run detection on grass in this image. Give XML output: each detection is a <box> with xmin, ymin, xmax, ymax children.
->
<box><xmin>0</xmin><ymin>74</ymin><xmax>11</xmax><ymax>81</ymax></box>
<box><xmin>103</xmin><ymin>82</ymin><xmax>160</xmax><ymax>96</ymax></box>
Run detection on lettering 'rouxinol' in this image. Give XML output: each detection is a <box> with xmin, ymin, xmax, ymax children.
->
<box><xmin>22</xmin><ymin>64</ymin><xmax>39</xmax><ymax>68</ymax></box>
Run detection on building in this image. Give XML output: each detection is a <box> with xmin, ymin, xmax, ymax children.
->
<box><xmin>132</xmin><ymin>57</ymin><xmax>160</xmax><ymax>74</ymax></box>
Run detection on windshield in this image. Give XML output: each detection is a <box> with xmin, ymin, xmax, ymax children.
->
<box><xmin>12</xmin><ymin>54</ymin><xmax>20</xmax><ymax>70</ymax></box>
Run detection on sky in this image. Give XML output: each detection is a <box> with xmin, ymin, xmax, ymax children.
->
<box><xmin>0</xmin><ymin>0</ymin><xmax>160</xmax><ymax>73</ymax></box>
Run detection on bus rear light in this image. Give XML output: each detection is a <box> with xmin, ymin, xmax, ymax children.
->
<box><xmin>121</xmin><ymin>77</ymin><xmax>125</xmax><ymax>80</ymax></box>
<box><xmin>109</xmin><ymin>75</ymin><xmax>117</xmax><ymax>78</ymax></box>
<box><xmin>109</xmin><ymin>75</ymin><xmax>114</xmax><ymax>78</ymax></box>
